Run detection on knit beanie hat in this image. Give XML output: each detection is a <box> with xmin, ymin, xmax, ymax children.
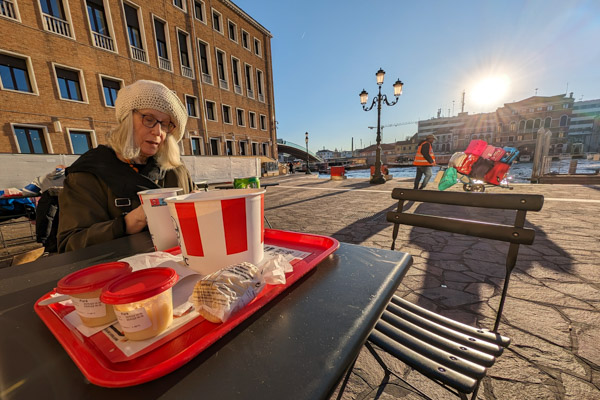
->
<box><xmin>115</xmin><ymin>80</ymin><xmax>188</xmax><ymax>142</ymax></box>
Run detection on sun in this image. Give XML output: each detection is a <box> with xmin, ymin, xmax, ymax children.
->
<box><xmin>471</xmin><ymin>74</ymin><xmax>510</xmax><ymax>106</ymax></box>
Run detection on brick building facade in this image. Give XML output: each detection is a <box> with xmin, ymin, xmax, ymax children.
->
<box><xmin>0</xmin><ymin>0</ymin><xmax>277</xmax><ymax>160</ymax></box>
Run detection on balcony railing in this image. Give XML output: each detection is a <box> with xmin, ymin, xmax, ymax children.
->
<box><xmin>246</xmin><ymin>88</ymin><xmax>254</xmax><ymax>98</ymax></box>
<box><xmin>0</xmin><ymin>0</ymin><xmax>17</xmax><ymax>20</ymax></box>
<box><xmin>158</xmin><ymin>57</ymin><xmax>171</xmax><ymax>71</ymax></box>
<box><xmin>258</xmin><ymin>93</ymin><xmax>265</xmax><ymax>102</ymax></box>
<box><xmin>42</xmin><ymin>13</ymin><xmax>71</xmax><ymax>38</ymax></box>
<box><xmin>130</xmin><ymin>46</ymin><xmax>146</xmax><ymax>62</ymax></box>
<box><xmin>234</xmin><ymin>84</ymin><xmax>242</xmax><ymax>95</ymax></box>
<box><xmin>181</xmin><ymin>65</ymin><xmax>193</xmax><ymax>79</ymax></box>
<box><xmin>219</xmin><ymin>79</ymin><xmax>228</xmax><ymax>90</ymax></box>
<box><xmin>92</xmin><ymin>31</ymin><xmax>115</xmax><ymax>51</ymax></box>
<box><xmin>202</xmin><ymin>73</ymin><xmax>213</xmax><ymax>85</ymax></box>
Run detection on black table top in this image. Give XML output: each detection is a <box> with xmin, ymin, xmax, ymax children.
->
<box><xmin>0</xmin><ymin>232</ymin><xmax>412</xmax><ymax>400</ymax></box>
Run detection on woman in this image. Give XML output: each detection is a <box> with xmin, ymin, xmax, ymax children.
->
<box><xmin>57</xmin><ymin>80</ymin><xmax>195</xmax><ymax>252</ymax></box>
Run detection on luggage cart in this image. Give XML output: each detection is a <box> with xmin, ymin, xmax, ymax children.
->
<box><xmin>457</xmin><ymin>172</ymin><xmax>514</xmax><ymax>192</ymax></box>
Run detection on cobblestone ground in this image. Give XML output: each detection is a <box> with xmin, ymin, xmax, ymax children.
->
<box><xmin>260</xmin><ymin>174</ymin><xmax>600</xmax><ymax>400</ymax></box>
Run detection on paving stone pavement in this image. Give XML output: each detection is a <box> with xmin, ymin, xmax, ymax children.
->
<box><xmin>260</xmin><ymin>174</ymin><xmax>600</xmax><ymax>399</ymax></box>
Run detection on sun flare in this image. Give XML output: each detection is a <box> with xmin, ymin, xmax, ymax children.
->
<box><xmin>471</xmin><ymin>74</ymin><xmax>510</xmax><ymax>106</ymax></box>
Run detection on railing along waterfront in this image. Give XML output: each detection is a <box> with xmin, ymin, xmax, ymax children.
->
<box><xmin>1</xmin><ymin>0</ymin><xmax>16</xmax><ymax>20</ymax></box>
<box><xmin>42</xmin><ymin>13</ymin><xmax>71</xmax><ymax>38</ymax></box>
<box><xmin>158</xmin><ymin>57</ymin><xmax>171</xmax><ymax>71</ymax></box>
<box><xmin>130</xmin><ymin>46</ymin><xmax>146</xmax><ymax>62</ymax></box>
<box><xmin>92</xmin><ymin>31</ymin><xmax>114</xmax><ymax>51</ymax></box>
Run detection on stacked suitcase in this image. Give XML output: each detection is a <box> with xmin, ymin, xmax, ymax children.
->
<box><xmin>451</xmin><ymin>140</ymin><xmax>519</xmax><ymax>187</ymax></box>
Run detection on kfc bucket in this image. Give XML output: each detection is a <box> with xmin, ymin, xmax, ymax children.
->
<box><xmin>166</xmin><ymin>189</ymin><xmax>265</xmax><ymax>275</ymax></box>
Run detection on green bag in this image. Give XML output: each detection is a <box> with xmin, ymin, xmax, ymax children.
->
<box><xmin>438</xmin><ymin>167</ymin><xmax>458</xmax><ymax>191</ymax></box>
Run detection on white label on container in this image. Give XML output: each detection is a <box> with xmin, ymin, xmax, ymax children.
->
<box><xmin>71</xmin><ymin>296</ymin><xmax>107</xmax><ymax>318</ymax></box>
<box><xmin>115</xmin><ymin>307</ymin><xmax>152</xmax><ymax>332</ymax></box>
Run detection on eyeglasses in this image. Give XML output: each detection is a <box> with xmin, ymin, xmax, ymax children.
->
<box><xmin>134</xmin><ymin>110</ymin><xmax>176</xmax><ymax>134</ymax></box>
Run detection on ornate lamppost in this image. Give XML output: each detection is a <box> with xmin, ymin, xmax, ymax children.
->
<box><xmin>359</xmin><ymin>68</ymin><xmax>403</xmax><ymax>184</ymax></box>
<box><xmin>305</xmin><ymin>131</ymin><xmax>311</xmax><ymax>174</ymax></box>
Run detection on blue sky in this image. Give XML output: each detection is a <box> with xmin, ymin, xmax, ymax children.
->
<box><xmin>234</xmin><ymin>0</ymin><xmax>600</xmax><ymax>153</ymax></box>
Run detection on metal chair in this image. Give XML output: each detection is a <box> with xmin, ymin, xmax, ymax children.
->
<box><xmin>367</xmin><ymin>188</ymin><xmax>544</xmax><ymax>399</ymax></box>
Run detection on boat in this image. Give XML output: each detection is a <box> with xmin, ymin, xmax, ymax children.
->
<box><xmin>518</xmin><ymin>154</ymin><xmax>531</xmax><ymax>162</ymax></box>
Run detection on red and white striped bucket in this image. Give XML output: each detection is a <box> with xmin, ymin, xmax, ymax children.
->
<box><xmin>166</xmin><ymin>189</ymin><xmax>266</xmax><ymax>275</ymax></box>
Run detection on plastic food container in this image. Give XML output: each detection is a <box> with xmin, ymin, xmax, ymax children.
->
<box><xmin>57</xmin><ymin>262</ymin><xmax>132</xmax><ymax>327</ymax></box>
<box><xmin>100</xmin><ymin>268</ymin><xmax>178</xmax><ymax>341</ymax></box>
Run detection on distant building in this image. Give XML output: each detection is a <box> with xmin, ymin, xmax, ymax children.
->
<box><xmin>568</xmin><ymin>99</ymin><xmax>600</xmax><ymax>153</ymax></box>
<box><xmin>415</xmin><ymin>93</ymin><xmax>590</xmax><ymax>155</ymax></box>
<box><xmin>316</xmin><ymin>149</ymin><xmax>334</xmax><ymax>159</ymax></box>
<box><xmin>0</xmin><ymin>0</ymin><xmax>277</xmax><ymax>159</ymax></box>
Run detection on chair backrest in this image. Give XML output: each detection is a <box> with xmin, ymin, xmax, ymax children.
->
<box><xmin>387</xmin><ymin>188</ymin><xmax>544</xmax><ymax>331</ymax></box>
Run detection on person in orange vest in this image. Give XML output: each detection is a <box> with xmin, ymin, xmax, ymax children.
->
<box><xmin>413</xmin><ymin>134</ymin><xmax>437</xmax><ymax>189</ymax></box>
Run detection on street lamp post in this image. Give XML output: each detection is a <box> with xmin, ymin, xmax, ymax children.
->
<box><xmin>359</xmin><ymin>68</ymin><xmax>403</xmax><ymax>184</ymax></box>
<box><xmin>305</xmin><ymin>131</ymin><xmax>311</xmax><ymax>174</ymax></box>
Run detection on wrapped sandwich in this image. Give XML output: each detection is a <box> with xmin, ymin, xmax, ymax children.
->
<box><xmin>190</xmin><ymin>262</ymin><xmax>265</xmax><ymax>323</ymax></box>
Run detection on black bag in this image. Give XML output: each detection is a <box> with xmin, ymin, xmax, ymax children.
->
<box><xmin>470</xmin><ymin>158</ymin><xmax>495</xmax><ymax>180</ymax></box>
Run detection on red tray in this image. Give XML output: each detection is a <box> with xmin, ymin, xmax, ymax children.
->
<box><xmin>35</xmin><ymin>229</ymin><xmax>339</xmax><ymax>387</ymax></box>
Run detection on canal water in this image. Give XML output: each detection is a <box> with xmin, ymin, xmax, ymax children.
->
<box><xmin>318</xmin><ymin>159</ymin><xmax>600</xmax><ymax>183</ymax></box>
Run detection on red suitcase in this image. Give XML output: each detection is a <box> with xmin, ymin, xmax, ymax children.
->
<box><xmin>456</xmin><ymin>153</ymin><xmax>480</xmax><ymax>175</ymax></box>
<box><xmin>480</xmin><ymin>145</ymin><xmax>496</xmax><ymax>160</ymax></box>
<box><xmin>465</xmin><ymin>139</ymin><xmax>488</xmax><ymax>156</ymax></box>
<box><xmin>488</xmin><ymin>147</ymin><xmax>506</xmax><ymax>162</ymax></box>
<box><xmin>484</xmin><ymin>162</ymin><xmax>511</xmax><ymax>185</ymax></box>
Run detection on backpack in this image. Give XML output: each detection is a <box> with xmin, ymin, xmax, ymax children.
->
<box><xmin>470</xmin><ymin>158</ymin><xmax>495</xmax><ymax>180</ymax></box>
<box><xmin>438</xmin><ymin>167</ymin><xmax>458</xmax><ymax>191</ymax></box>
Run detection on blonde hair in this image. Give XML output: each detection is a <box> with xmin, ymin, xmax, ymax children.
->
<box><xmin>107</xmin><ymin>112</ymin><xmax>182</xmax><ymax>170</ymax></box>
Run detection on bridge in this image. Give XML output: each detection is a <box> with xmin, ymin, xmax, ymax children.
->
<box><xmin>277</xmin><ymin>139</ymin><xmax>323</xmax><ymax>162</ymax></box>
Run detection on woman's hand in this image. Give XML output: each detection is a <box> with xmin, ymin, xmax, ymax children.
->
<box><xmin>124</xmin><ymin>205</ymin><xmax>147</xmax><ymax>234</ymax></box>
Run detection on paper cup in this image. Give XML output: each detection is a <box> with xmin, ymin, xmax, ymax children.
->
<box><xmin>138</xmin><ymin>188</ymin><xmax>182</xmax><ymax>251</ymax></box>
<box><xmin>166</xmin><ymin>189</ymin><xmax>265</xmax><ymax>275</ymax></box>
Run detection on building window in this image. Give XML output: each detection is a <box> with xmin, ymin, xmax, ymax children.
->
<box><xmin>198</xmin><ymin>40</ymin><xmax>211</xmax><ymax>84</ymax></box>
<box><xmin>253</xmin><ymin>38</ymin><xmax>261</xmax><ymax>57</ymax></box>
<box><xmin>252</xmin><ymin>142</ymin><xmax>258</xmax><ymax>156</ymax></box>
<box><xmin>86</xmin><ymin>0</ymin><xmax>115</xmax><ymax>51</ymax></box>
<box><xmin>154</xmin><ymin>18</ymin><xmax>171</xmax><ymax>71</ymax></box>
<box><xmin>0</xmin><ymin>53</ymin><xmax>33</xmax><ymax>93</ymax></box>
<box><xmin>262</xmin><ymin>143</ymin><xmax>268</xmax><ymax>157</ymax></box>
<box><xmin>101</xmin><ymin>76</ymin><xmax>120</xmax><ymax>107</ymax></box>
<box><xmin>249</xmin><ymin>111</ymin><xmax>256</xmax><ymax>128</ymax></box>
<box><xmin>533</xmin><ymin>119</ymin><xmax>541</xmax><ymax>129</ymax></box>
<box><xmin>178</xmin><ymin>31</ymin><xmax>193</xmax><ymax>78</ymax></box>
<box><xmin>191</xmin><ymin>136</ymin><xmax>202</xmax><ymax>155</ymax></box>
<box><xmin>14</xmin><ymin>126</ymin><xmax>48</xmax><ymax>153</ymax></box>
<box><xmin>228</xmin><ymin>20</ymin><xmax>237</xmax><ymax>42</ymax></box>
<box><xmin>562</xmin><ymin>103</ymin><xmax>569</xmax><ymax>109</ymax></box>
<box><xmin>211</xmin><ymin>9</ymin><xmax>222</xmax><ymax>33</ymax></box>
<box><xmin>518</xmin><ymin>120</ymin><xmax>525</xmax><ymax>132</ymax></box>
<box><xmin>236</xmin><ymin>108</ymin><xmax>245</xmax><ymax>126</ymax></box>
<box><xmin>231</xmin><ymin>57</ymin><xmax>242</xmax><ymax>95</ymax></box>
<box><xmin>256</xmin><ymin>69</ymin><xmax>264</xmax><ymax>102</ymax></box>
<box><xmin>241</xmin><ymin>30</ymin><xmax>249</xmax><ymax>49</ymax></box>
<box><xmin>239</xmin><ymin>140</ymin><xmax>247</xmax><ymax>155</ymax></box>
<box><xmin>559</xmin><ymin>115</ymin><xmax>568</xmax><ymax>127</ymax></box>
<box><xmin>173</xmin><ymin>0</ymin><xmax>185</xmax><ymax>12</ymax></box>
<box><xmin>215</xmin><ymin>49</ymin><xmax>228</xmax><ymax>89</ymax></box>
<box><xmin>185</xmin><ymin>95</ymin><xmax>198</xmax><ymax>117</ymax></box>
<box><xmin>194</xmin><ymin>1</ymin><xmax>205</xmax><ymax>22</ymax></box>
<box><xmin>225</xmin><ymin>140</ymin><xmax>234</xmax><ymax>155</ymax></box>
<box><xmin>124</xmin><ymin>3</ymin><xmax>146</xmax><ymax>62</ymax></box>
<box><xmin>547</xmin><ymin>105</ymin><xmax>553</xmax><ymax>111</ymax></box>
<box><xmin>1</xmin><ymin>0</ymin><xmax>19</xmax><ymax>20</ymax></box>
<box><xmin>205</xmin><ymin>100</ymin><xmax>216</xmax><ymax>121</ymax></box>
<box><xmin>544</xmin><ymin>117</ymin><xmax>551</xmax><ymax>128</ymax></box>
<box><xmin>510</xmin><ymin>121</ymin><xmax>516</xmax><ymax>132</ymax></box>
<box><xmin>55</xmin><ymin>66</ymin><xmax>84</xmax><ymax>101</ymax></box>
<box><xmin>222</xmin><ymin>105</ymin><xmax>232</xmax><ymax>124</ymax></box>
<box><xmin>525</xmin><ymin>120</ymin><xmax>533</xmax><ymax>130</ymax></box>
<box><xmin>69</xmin><ymin>130</ymin><xmax>93</xmax><ymax>154</ymax></box>
<box><xmin>39</xmin><ymin>0</ymin><xmax>72</xmax><ymax>38</ymax></box>
<box><xmin>260</xmin><ymin>114</ymin><xmax>266</xmax><ymax>130</ymax></box>
<box><xmin>245</xmin><ymin>64</ymin><xmax>253</xmax><ymax>98</ymax></box>
<box><xmin>210</xmin><ymin>137</ymin><xmax>219</xmax><ymax>155</ymax></box>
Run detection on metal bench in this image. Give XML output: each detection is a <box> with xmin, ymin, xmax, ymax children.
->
<box><xmin>367</xmin><ymin>188</ymin><xmax>544</xmax><ymax>399</ymax></box>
